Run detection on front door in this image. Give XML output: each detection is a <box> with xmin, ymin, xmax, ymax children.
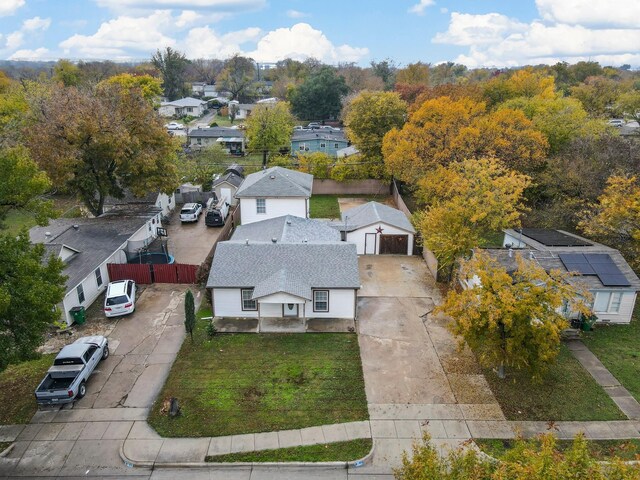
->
<box><xmin>283</xmin><ymin>303</ymin><xmax>298</xmax><ymax>317</ymax></box>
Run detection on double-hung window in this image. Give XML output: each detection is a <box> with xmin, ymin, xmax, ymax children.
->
<box><xmin>313</xmin><ymin>290</ymin><xmax>329</xmax><ymax>312</ymax></box>
<box><xmin>77</xmin><ymin>284</ymin><xmax>85</xmax><ymax>304</ymax></box>
<box><xmin>593</xmin><ymin>291</ymin><xmax>623</xmax><ymax>313</ymax></box>
<box><xmin>241</xmin><ymin>289</ymin><xmax>257</xmax><ymax>311</ymax></box>
<box><xmin>95</xmin><ymin>268</ymin><xmax>103</xmax><ymax>287</ymax></box>
<box><xmin>256</xmin><ymin>198</ymin><xmax>266</xmax><ymax>214</ymax></box>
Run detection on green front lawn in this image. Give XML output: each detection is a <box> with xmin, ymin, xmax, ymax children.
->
<box><xmin>583</xmin><ymin>304</ymin><xmax>640</xmax><ymax>403</ymax></box>
<box><xmin>476</xmin><ymin>438</ymin><xmax>640</xmax><ymax>461</ymax></box>
<box><xmin>148</xmin><ymin>314</ymin><xmax>368</xmax><ymax>437</ymax></box>
<box><xmin>206</xmin><ymin>438</ymin><xmax>372</xmax><ymax>463</ymax></box>
<box><xmin>0</xmin><ymin>354</ymin><xmax>55</xmax><ymax>424</ymax></box>
<box><xmin>484</xmin><ymin>345</ymin><xmax>625</xmax><ymax>421</ymax></box>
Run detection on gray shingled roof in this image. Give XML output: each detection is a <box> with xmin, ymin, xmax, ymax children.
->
<box><xmin>339</xmin><ymin>202</ymin><xmax>415</xmax><ymax>233</ymax></box>
<box><xmin>212</xmin><ymin>171</ymin><xmax>244</xmax><ymax>189</ymax></box>
<box><xmin>252</xmin><ymin>269</ymin><xmax>312</xmax><ymax>300</ymax></box>
<box><xmin>207</xmin><ymin>242</ymin><xmax>360</xmax><ymax>291</ymax></box>
<box><xmin>30</xmin><ymin>206</ymin><xmax>159</xmax><ymax>291</ymax></box>
<box><xmin>162</xmin><ymin>97</ymin><xmax>207</xmax><ymax>107</ymax></box>
<box><xmin>231</xmin><ymin>215</ymin><xmax>340</xmax><ymax>244</ymax></box>
<box><xmin>292</xmin><ymin>131</ymin><xmax>347</xmax><ymax>142</ymax></box>
<box><xmin>188</xmin><ymin>127</ymin><xmax>245</xmax><ymax>139</ymax></box>
<box><xmin>235</xmin><ymin>167</ymin><xmax>313</xmax><ymax>198</ymax></box>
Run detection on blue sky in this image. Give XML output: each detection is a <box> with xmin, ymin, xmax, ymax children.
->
<box><xmin>1</xmin><ymin>0</ymin><xmax>639</xmax><ymax>68</ymax></box>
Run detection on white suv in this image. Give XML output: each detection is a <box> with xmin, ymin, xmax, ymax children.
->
<box><xmin>104</xmin><ymin>280</ymin><xmax>136</xmax><ymax>317</ymax></box>
<box><xmin>180</xmin><ymin>203</ymin><xmax>203</xmax><ymax>223</ymax></box>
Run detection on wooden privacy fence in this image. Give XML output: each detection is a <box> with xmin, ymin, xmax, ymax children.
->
<box><xmin>107</xmin><ymin>262</ymin><xmax>198</xmax><ymax>285</ymax></box>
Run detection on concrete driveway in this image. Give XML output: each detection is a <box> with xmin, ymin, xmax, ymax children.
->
<box><xmin>166</xmin><ymin>209</ymin><xmax>223</xmax><ymax>265</ymax></box>
<box><xmin>356</xmin><ymin>255</ymin><xmax>503</xmax><ymax>469</ymax></box>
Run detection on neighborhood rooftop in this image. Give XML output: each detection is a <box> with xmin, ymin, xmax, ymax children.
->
<box><xmin>231</xmin><ymin>215</ymin><xmax>341</xmax><ymax>244</ymax></box>
<box><xmin>339</xmin><ymin>201</ymin><xmax>416</xmax><ymax>233</ymax></box>
<box><xmin>207</xmin><ymin>242</ymin><xmax>360</xmax><ymax>293</ymax></box>
<box><xmin>292</xmin><ymin>131</ymin><xmax>347</xmax><ymax>142</ymax></box>
<box><xmin>188</xmin><ymin>127</ymin><xmax>245</xmax><ymax>138</ymax></box>
<box><xmin>212</xmin><ymin>171</ymin><xmax>244</xmax><ymax>189</ymax></box>
<box><xmin>234</xmin><ymin>166</ymin><xmax>313</xmax><ymax>198</ymax></box>
<box><xmin>161</xmin><ymin>97</ymin><xmax>207</xmax><ymax>107</ymax></box>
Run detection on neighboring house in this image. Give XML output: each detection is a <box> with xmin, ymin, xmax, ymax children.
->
<box><xmin>334</xmin><ymin>201</ymin><xmax>415</xmax><ymax>255</ymax></box>
<box><xmin>337</xmin><ymin>145</ymin><xmax>360</xmax><ymax>158</ymax></box>
<box><xmin>212</xmin><ymin>164</ymin><xmax>245</xmax><ymax>206</ymax></box>
<box><xmin>159</xmin><ymin>97</ymin><xmax>208</xmax><ymax>117</ymax></box>
<box><xmin>228</xmin><ymin>100</ymin><xmax>256</xmax><ymax>120</ymax></box>
<box><xmin>481</xmin><ymin>228</ymin><xmax>640</xmax><ymax>324</ymax></box>
<box><xmin>30</xmin><ymin>206</ymin><xmax>162</xmax><ymax>326</ymax></box>
<box><xmin>235</xmin><ymin>166</ymin><xmax>313</xmax><ymax>225</ymax></box>
<box><xmin>233</xmin><ymin>215</ymin><xmax>341</xmax><ymax>244</ymax></box>
<box><xmin>104</xmin><ymin>190</ymin><xmax>175</xmax><ymax>218</ymax></box>
<box><xmin>291</xmin><ymin>131</ymin><xmax>349</xmax><ymax>158</ymax></box>
<box><xmin>187</xmin><ymin>127</ymin><xmax>245</xmax><ymax>154</ymax></box>
<box><xmin>191</xmin><ymin>82</ymin><xmax>206</xmax><ymax>96</ymax></box>
<box><xmin>203</xmin><ymin>84</ymin><xmax>217</xmax><ymax>98</ymax></box>
<box><xmin>207</xmin><ymin>226</ymin><xmax>359</xmax><ymax>322</ymax></box>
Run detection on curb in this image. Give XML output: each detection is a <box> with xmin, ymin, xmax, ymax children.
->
<box><xmin>119</xmin><ymin>437</ymin><xmax>375</xmax><ymax>470</ymax></box>
<box><xmin>0</xmin><ymin>443</ymin><xmax>14</xmax><ymax>458</ymax></box>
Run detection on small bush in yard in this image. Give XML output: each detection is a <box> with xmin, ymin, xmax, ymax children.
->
<box><xmin>205</xmin><ymin>321</ymin><xmax>217</xmax><ymax>338</ymax></box>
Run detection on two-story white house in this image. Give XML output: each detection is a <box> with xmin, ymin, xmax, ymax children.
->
<box><xmin>235</xmin><ymin>167</ymin><xmax>312</xmax><ymax>225</ymax></box>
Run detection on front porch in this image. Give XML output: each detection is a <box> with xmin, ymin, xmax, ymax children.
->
<box><xmin>212</xmin><ymin>316</ymin><xmax>355</xmax><ymax>333</ymax></box>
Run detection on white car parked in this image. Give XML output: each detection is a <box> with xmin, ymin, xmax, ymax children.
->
<box><xmin>165</xmin><ymin>122</ymin><xmax>184</xmax><ymax>130</ymax></box>
<box><xmin>180</xmin><ymin>202</ymin><xmax>203</xmax><ymax>223</ymax></box>
<box><xmin>104</xmin><ymin>280</ymin><xmax>136</xmax><ymax>318</ymax></box>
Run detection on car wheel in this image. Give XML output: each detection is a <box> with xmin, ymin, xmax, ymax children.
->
<box><xmin>77</xmin><ymin>382</ymin><xmax>87</xmax><ymax>399</ymax></box>
<box><xmin>101</xmin><ymin>345</ymin><xmax>109</xmax><ymax>361</ymax></box>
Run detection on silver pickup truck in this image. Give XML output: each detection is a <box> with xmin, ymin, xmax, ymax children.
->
<box><xmin>34</xmin><ymin>336</ymin><xmax>109</xmax><ymax>405</ymax></box>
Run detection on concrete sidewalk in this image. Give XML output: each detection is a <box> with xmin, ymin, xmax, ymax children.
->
<box><xmin>567</xmin><ymin>339</ymin><xmax>640</xmax><ymax>420</ymax></box>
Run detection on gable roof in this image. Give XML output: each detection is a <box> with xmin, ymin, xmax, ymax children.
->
<box><xmin>212</xmin><ymin>171</ymin><xmax>244</xmax><ymax>189</ymax></box>
<box><xmin>252</xmin><ymin>269</ymin><xmax>312</xmax><ymax>300</ymax></box>
<box><xmin>231</xmin><ymin>215</ymin><xmax>341</xmax><ymax>244</ymax></box>
<box><xmin>207</xmin><ymin>242</ymin><xmax>360</xmax><ymax>291</ymax></box>
<box><xmin>30</xmin><ymin>206</ymin><xmax>159</xmax><ymax>292</ymax></box>
<box><xmin>235</xmin><ymin>166</ymin><xmax>313</xmax><ymax>198</ymax></box>
<box><xmin>188</xmin><ymin>127</ymin><xmax>245</xmax><ymax>139</ymax></box>
<box><xmin>161</xmin><ymin>97</ymin><xmax>207</xmax><ymax>107</ymax></box>
<box><xmin>292</xmin><ymin>131</ymin><xmax>347</xmax><ymax>143</ymax></box>
<box><xmin>338</xmin><ymin>201</ymin><xmax>415</xmax><ymax>233</ymax></box>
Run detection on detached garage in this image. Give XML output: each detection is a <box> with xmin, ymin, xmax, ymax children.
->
<box><xmin>337</xmin><ymin>201</ymin><xmax>415</xmax><ymax>255</ymax></box>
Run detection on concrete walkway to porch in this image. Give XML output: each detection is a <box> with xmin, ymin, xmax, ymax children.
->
<box><xmin>566</xmin><ymin>339</ymin><xmax>640</xmax><ymax>420</ymax></box>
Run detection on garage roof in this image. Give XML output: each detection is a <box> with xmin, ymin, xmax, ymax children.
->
<box><xmin>338</xmin><ymin>201</ymin><xmax>415</xmax><ymax>233</ymax></box>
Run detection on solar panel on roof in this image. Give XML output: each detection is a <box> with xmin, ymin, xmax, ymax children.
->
<box><xmin>520</xmin><ymin>229</ymin><xmax>592</xmax><ymax>247</ymax></box>
<box><xmin>563</xmin><ymin>263</ymin><xmax>596</xmax><ymax>275</ymax></box>
<box><xmin>584</xmin><ymin>254</ymin><xmax>610</xmax><ymax>263</ymax></box>
<box><xmin>597</xmin><ymin>274</ymin><xmax>631</xmax><ymax>287</ymax></box>
<box><xmin>560</xmin><ymin>252</ymin><xmax>631</xmax><ymax>287</ymax></box>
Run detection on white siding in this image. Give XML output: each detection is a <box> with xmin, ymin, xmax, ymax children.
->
<box><xmin>592</xmin><ymin>290</ymin><xmax>637</xmax><ymax>324</ymax></box>
<box><xmin>155</xmin><ymin>192</ymin><xmax>174</xmax><ymax>217</ymax></box>
<box><xmin>346</xmin><ymin>223</ymin><xmax>414</xmax><ymax>255</ymax></box>
<box><xmin>239</xmin><ymin>197</ymin><xmax>308</xmax><ymax>225</ymax></box>
<box><xmin>503</xmin><ymin>232</ymin><xmax>526</xmax><ymax>248</ymax></box>
<box><xmin>213</xmin><ymin>182</ymin><xmax>238</xmax><ymax>206</ymax></box>
<box><xmin>159</xmin><ymin>105</ymin><xmax>177</xmax><ymax>117</ymax></box>
<box><xmin>212</xmin><ymin>288</ymin><xmax>356</xmax><ymax>319</ymax></box>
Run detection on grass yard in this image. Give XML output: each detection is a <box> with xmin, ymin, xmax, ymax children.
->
<box><xmin>309</xmin><ymin>194</ymin><xmax>393</xmax><ymax>219</ymax></box>
<box><xmin>206</xmin><ymin>438</ymin><xmax>372</xmax><ymax>463</ymax></box>
<box><xmin>148</xmin><ymin>312</ymin><xmax>368</xmax><ymax>438</ymax></box>
<box><xmin>0</xmin><ymin>354</ymin><xmax>55</xmax><ymax>424</ymax></box>
<box><xmin>484</xmin><ymin>345</ymin><xmax>625</xmax><ymax>421</ymax></box>
<box><xmin>476</xmin><ymin>438</ymin><xmax>640</xmax><ymax>461</ymax></box>
<box><xmin>1</xmin><ymin>209</ymin><xmax>38</xmax><ymax>234</ymax></box>
<box><xmin>582</xmin><ymin>304</ymin><xmax>640</xmax><ymax>403</ymax></box>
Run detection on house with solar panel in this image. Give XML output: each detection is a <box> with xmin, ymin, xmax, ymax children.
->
<box><xmin>479</xmin><ymin>228</ymin><xmax>640</xmax><ymax>324</ymax></box>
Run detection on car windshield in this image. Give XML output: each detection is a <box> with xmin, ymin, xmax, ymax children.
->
<box><xmin>106</xmin><ymin>295</ymin><xmax>128</xmax><ymax>306</ymax></box>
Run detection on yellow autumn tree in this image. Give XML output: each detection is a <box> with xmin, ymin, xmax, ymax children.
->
<box><xmin>438</xmin><ymin>251</ymin><xmax>591</xmax><ymax>381</ymax></box>
<box><xmin>413</xmin><ymin>157</ymin><xmax>531</xmax><ymax>279</ymax></box>
<box><xmin>579</xmin><ymin>175</ymin><xmax>640</xmax><ymax>272</ymax></box>
<box><xmin>382</xmin><ymin>97</ymin><xmax>547</xmax><ymax>183</ymax></box>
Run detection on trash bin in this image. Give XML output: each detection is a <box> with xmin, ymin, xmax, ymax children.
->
<box><xmin>70</xmin><ymin>306</ymin><xmax>86</xmax><ymax>325</ymax></box>
<box><xmin>581</xmin><ymin>314</ymin><xmax>597</xmax><ymax>332</ymax></box>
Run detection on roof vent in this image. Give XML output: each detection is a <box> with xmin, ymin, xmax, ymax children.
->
<box><xmin>245</xmin><ymin>239</ymin><xmax>249</xmax><ymax>245</ymax></box>
<box><xmin>73</xmin><ymin>224</ymin><xmax>79</xmax><ymax>230</ymax></box>
<box><xmin>529</xmin><ymin>251</ymin><xmax>535</xmax><ymax>259</ymax></box>
<box><xmin>45</xmin><ymin>231</ymin><xmax>51</xmax><ymax>237</ymax></box>
<box><xmin>271</xmin><ymin>238</ymin><xmax>277</xmax><ymax>243</ymax></box>
<box><xmin>270</xmin><ymin>175</ymin><xmax>276</xmax><ymax>179</ymax></box>
<box><xmin>286</xmin><ymin>219</ymin><xmax>292</xmax><ymax>225</ymax></box>
<box><xmin>508</xmin><ymin>248</ymin><xmax>513</xmax><ymax>258</ymax></box>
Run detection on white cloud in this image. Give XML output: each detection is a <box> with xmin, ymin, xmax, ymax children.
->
<box><xmin>439</xmin><ymin>7</ymin><xmax>448</xmax><ymax>14</ymax></box>
<box><xmin>247</xmin><ymin>23</ymin><xmax>368</xmax><ymax>63</ymax></box>
<box><xmin>94</xmin><ymin>0</ymin><xmax>265</xmax><ymax>14</ymax></box>
<box><xmin>9</xmin><ymin>47</ymin><xmax>49</xmax><ymax>60</ymax></box>
<box><xmin>408</xmin><ymin>0</ymin><xmax>435</xmax><ymax>16</ymax></box>
<box><xmin>22</xmin><ymin>16</ymin><xmax>51</xmax><ymax>31</ymax></box>
<box><xmin>5</xmin><ymin>31</ymin><xmax>23</xmax><ymax>49</ymax></box>
<box><xmin>286</xmin><ymin>9</ymin><xmax>308</xmax><ymax>19</ymax></box>
<box><xmin>59</xmin><ymin>10</ymin><xmax>177</xmax><ymax>59</ymax></box>
<box><xmin>434</xmin><ymin>1</ymin><xmax>640</xmax><ymax>68</ymax></box>
<box><xmin>536</xmin><ymin>0</ymin><xmax>640</xmax><ymax>28</ymax></box>
<box><xmin>181</xmin><ymin>25</ymin><xmax>260</xmax><ymax>58</ymax></box>
<box><xmin>0</xmin><ymin>0</ymin><xmax>25</xmax><ymax>16</ymax></box>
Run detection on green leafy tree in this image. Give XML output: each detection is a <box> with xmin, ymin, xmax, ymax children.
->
<box><xmin>395</xmin><ymin>62</ymin><xmax>430</xmax><ymax>86</ymax></box>
<box><xmin>413</xmin><ymin>157</ymin><xmax>531</xmax><ymax>279</ymax></box>
<box><xmin>439</xmin><ymin>251</ymin><xmax>591</xmax><ymax>380</ymax></box>
<box><xmin>370</xmin><ymin>58</ymin><xmax>397</xmax><ymax>91</ymax></box>
<box><xmin>151</xmin><ymin>47</ymin><xmax>190</xmax><ymax>101</ymax></box>
<box><xmin>267</xmin><ymin>154</ymin><xmax>294</xmax><ymax>168</ymax></box>
<box><xmin>395</xmin><ymin>433</ymin><xmax>640</xmax><ymax>479</ymax></box>
<box><xmin>617</xmin><ymin>90</ymin><xmax>640</xmax><ymax>124</ymax></box>
<box><xmin>0</xmin><ymin>146</ymin><xmax>54</xmax><ymax>226</ymax></box>
<box><xmin>245</xmin><ymin>102</ymin><xmax>293</xmax><ymax>167</ymax></box>
<box><xmin>184</xmin><ymin>289</ymin><xmax>195</xmax><ymax>342</ymax></box>
<box><xmin>570</xmin><ymin>76</ymin><xmax>621</xmax><ymax>117</ymax></box>
<box><xmin>344</xmin><ymin>91</ymin><xmax>407</xmax><ymax>162</ymax></box>
<box><xmin>52</xmin><ymin>60</ymin><xmax>82</xmax><ymax>87</ymax></box>
<box><xmin>25</xmin><ymin>83</ymin><xmax>179</xmax><ymax>216</ymax></box>
<box><xmin>218</xmin><ymin>55</ymin><xmax>257</xmax><ymax>102</ymax></box>
<box><xmin>178</xmin><ymin>143</ymin><xmax>228</xmax><ymax>189</ymax></box>
<box><xmin>100</xmin><ymin>73</ymin><xmax>163</xmax><ymax>103</ymax></box>
<box><xmin>290</xmin><ymin>66</ymin><xmax>349</xmax><ymax>121</ymax></box>
<box><xmin>0</xmin><ymin>232</ymin><xmax>66</xmax><ymax>368</ymax></box>
<box><xmin>297</xmin><ymin>152</ymin><xmax>334</xmax><ymax>179</ymax></box>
